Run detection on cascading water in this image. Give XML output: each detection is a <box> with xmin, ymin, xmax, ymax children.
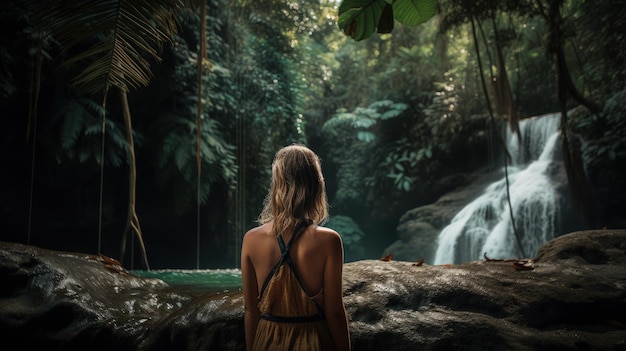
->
<box><xmin>433</xmin><ymin>113</ymin><xmax>563</xmax><ymax>264</ymax></box>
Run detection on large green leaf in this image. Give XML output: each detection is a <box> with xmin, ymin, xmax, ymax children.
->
<box><xmin>338</xmin><ymin>0</ymin><xmax>388</xmax><ymax>41</ymax></box>
<box><xmin>392</xmin><ymin>0</ymin><xmax>437</xmax><ymax>26</ymax></box>
<box><xmin>338</xmin><ymin>0</ymin><xmax>438</xmax><ymax>41</ymax></box>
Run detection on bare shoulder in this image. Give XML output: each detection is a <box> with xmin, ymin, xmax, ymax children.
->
<box><xmin>243</xmin><ymin>224</ymin><xmax>263</xmax><ymax>238</ymax></box>
<box><xmin>315</xmin><ymin>225</ymin><xmax>340</xmax><ymax>236</ymax></box>
<box><xmin>313</xmin><ymin>226</ymin><xmax>344</xmax><ymax>265</ymax></box>
<box><xmin>242</xmin><ymin>224</ymin><xmax>272</xmax><ymax>246</ymax></box>
<box><xmin>314</xmin><ymin>226</ymin><xmax>343</xmax><ymax>246</ymax></box>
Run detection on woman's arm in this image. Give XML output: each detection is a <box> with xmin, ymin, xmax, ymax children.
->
<box><xmin>323</xmin><ymin>230</ymin><xmax>351</xmax><ymax>351</ymax></box>
<box><xmin>241</xmin><ymin>233</ymin><xmax>260</xmax><ymax>351</ymax></box>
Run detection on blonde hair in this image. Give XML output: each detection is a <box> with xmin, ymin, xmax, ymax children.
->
<box><xmin>258</xmin><ymin>144</ymin><xmax>329</xmax><ymax>237</ymax></box>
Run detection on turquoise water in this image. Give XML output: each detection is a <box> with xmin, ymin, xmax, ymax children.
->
<box><xmin>132</xmin><ymin>268</ymin><xmax>242</xmax><ymax>293</ymax></box>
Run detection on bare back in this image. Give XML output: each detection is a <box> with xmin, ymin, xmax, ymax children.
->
<box><xmin>243</xmin><ymin>222</ymin><xmax>339</xmax><ymax>298</ymax></box>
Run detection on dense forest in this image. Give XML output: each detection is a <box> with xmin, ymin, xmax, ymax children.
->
<box><xmin>1</xmin><ymin>0</ymin><xmax>624</xmax><ymax>269</ymax></box>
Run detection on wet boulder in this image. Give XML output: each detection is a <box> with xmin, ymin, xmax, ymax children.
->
<box><xmin>1</xmin><ymin>229</ymin><xmax>625</xmax><ymax>350</ymax></box>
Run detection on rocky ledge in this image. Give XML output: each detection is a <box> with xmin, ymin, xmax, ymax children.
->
<box><xmin>1</xmin><ymin>229</ymin><xmax>625</xmax><ymax>350</ymax></box>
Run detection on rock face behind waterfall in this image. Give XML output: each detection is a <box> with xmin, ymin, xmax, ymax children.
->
<box><xmin>1</xmin><ymin>229</ymin><xmax>625</xmax><ymax>350</ymax></box>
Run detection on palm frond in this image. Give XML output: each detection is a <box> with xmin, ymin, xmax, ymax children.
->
<box><xmin>31</xmin><ymin>0</ymin><xmax>190</xmax><ymax>95</ymax></box>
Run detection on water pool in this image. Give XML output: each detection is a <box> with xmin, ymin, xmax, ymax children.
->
<box><xmin>132</xmin><ymin>268</ymin><xmax>242</xmax><ymax>293</ymax></box>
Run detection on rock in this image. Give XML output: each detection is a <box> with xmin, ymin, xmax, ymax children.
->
<box><xmin>388</xmin><ymin>220</ymin><xmax>439</xmax><ymax>262</ymax></box>
<box><xmin>384</xmin><ymin>168</ymin><xmax>507</xmax><ymax>261</ymax></box>
<box><xmin>1</xmin><ymin>229</ymin><xmax>626</xmax><ymax>350</ymax></box>
<box><xmin>346</xmin><ymin>229</ymin><xmax>626</xmax><ymax>351</ymax></box>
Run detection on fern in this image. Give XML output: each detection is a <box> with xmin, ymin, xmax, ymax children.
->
<box><xmin>155</xmin><ymin>111</ymin><xmax>237</xmax><ymax>215</ymax></box>
<box><xmin>54</xmin><ymin>97</ymin><xmax>130</xmax><ymax>167</ymax></box>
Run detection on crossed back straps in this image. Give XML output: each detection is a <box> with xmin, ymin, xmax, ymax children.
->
<box><xmin>258</xmin><ymin>219</ymin><xmax>325</xmax><ymax>322</ymax></box>
<box><xmin>258</xmin><ymin>219</ymin><xmax>312</xmax><ymax>299</ymax></box>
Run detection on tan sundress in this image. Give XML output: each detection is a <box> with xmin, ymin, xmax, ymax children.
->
<box><xmin>252</xmin><ymin>222</ymin><xmax>335</xmax><ymax>351</ymax></box>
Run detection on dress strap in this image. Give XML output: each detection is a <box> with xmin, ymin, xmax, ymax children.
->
<box><xmin>258</xmin><ymin>219</ymin><xmax>312</xmax><ymax>299</ymax></box>
<box><xmin>277</xmin><ymin>220</ymin><xmax>325</xmax><ymax>319</ymax></box>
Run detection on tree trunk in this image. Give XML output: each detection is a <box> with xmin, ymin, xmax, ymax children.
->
<box><xmin>119</xmin><ymin>90</ymin><xmax>150</xmax><ymax>270</ymax></box>
<box><xmin>490</xmin><ymin>12</ymin><xmax>520</xmax><ymax>141</ymax></box>
<box><xmin>545</xmin><ymin>0</ymin><xmax>598</xmax><ymax>226</ymax></box>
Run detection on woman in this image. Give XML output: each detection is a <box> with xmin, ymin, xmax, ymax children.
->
<box><xmin>241</xmin><ymin>144</ymin><xmax>351</xmax><ymax>351</ymax></box>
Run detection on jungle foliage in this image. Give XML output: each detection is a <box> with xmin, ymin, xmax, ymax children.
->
<box><xmin>0</xmin><ymin>0</ymin><xmax>624</xmax><ymax>268</ymax></box>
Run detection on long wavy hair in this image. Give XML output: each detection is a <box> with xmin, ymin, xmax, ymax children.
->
<box><xmin>258</xmin><ymin>144</ymin><xmax>329</xmax><ymax>237</ymax></box>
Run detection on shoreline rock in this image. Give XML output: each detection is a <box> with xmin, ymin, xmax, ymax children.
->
<box><xmin>1</xmin><ymin>229</ymin><xmax>625</xmax><ymax>350</ymax></box>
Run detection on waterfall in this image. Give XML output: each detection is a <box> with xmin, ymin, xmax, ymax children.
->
<box><xmin>433</xmin><ymin>113</ymin><xmax>562</xmax><ymax>264</ymax></box>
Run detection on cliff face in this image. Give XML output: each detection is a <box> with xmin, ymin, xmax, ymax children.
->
<box><xmin>1</xmin><ymin>229</ymin><xmax>625</xmax><ymax>351</ymax></box>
